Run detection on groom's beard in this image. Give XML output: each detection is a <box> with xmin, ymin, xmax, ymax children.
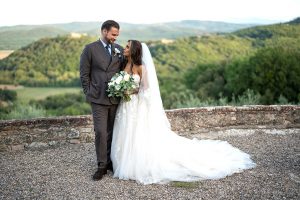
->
<box><xmin>102</xmin><ymin>36</ymin><xmax>115</xmax><ymax>44</ymax></box>
<box><xmin>108</xmin><ymin>39</ymin><xmax>116</xmax><ymax>44</ymax></box>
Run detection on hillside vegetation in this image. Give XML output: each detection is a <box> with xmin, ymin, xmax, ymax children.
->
<box><xmin>0</xmin><ymin>18</ymin><xmax>299</xmax><ymax>113</ymax></box>
<box><xmin>0</xmin><ymin>36</ymin><xmax>95</xmax><ymax>86</ymax></box>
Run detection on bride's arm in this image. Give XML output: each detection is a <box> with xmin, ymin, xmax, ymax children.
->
<box><xmin>138</xmin><ymin>65</ymin><xmax>143</xmax><ymax>80</ymax></box>
<box><xmin>130</xmin><ymin>65</ymin><xmax>143</xmax><ymax>94</ymax></box>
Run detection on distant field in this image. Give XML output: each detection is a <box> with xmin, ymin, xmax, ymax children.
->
<box><xmin>15</xmin><ymin>87</ymin><xmax>82</xmax><ymax>102</ymax></box>
<box><xmin>0</xmin><ymin>84</ymin><xmax>24</xmax><ymax>90</ymax></box>
<box><xmin>0</xmin><ymin>50</ymin><xmax>14</xmax><ymax>59</ymax></box>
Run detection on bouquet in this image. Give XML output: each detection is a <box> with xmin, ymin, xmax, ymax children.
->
<box><xmin>107</xmin><ymin>71</ymin><xmax>138</xmax><ymax>102</ymax></box>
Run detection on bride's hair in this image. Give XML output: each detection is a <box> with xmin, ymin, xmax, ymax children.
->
<box><xmin>128</xmin><ymin>40</ymin><xmax>142</xmax><ymax>65</ymax></box>
<box><xmin>122</xmin><ymin>40</ymin><xmax>142</xmax><ymax>71</ymax></box>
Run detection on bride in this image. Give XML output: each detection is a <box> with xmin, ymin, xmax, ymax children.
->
<box><xmin>111</xmin><ymin>40</ymin><xmax>256</xmax><ymax>185</ymax></box>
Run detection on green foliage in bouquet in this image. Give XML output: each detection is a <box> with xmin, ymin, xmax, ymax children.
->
<box><xmin>107</xmin><ymin>71</ymin><xmax>138</xmax><ymax>102</ymax></box>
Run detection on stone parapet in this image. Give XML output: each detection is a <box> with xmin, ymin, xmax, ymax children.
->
<box><xmin>167</xmin><ymin>105</ymin><xmax>300</xmax><ymax>133</ymax></box>
<box><xmin>0</xmin><ymin>105</ymin><xmax>299</xmax><ymax>151</ymax></box>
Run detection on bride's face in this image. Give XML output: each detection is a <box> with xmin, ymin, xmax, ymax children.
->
<box><xmin>123</xmin><ymin>41</ymin><xmax>131</xmax><ymax>57</ymax></box>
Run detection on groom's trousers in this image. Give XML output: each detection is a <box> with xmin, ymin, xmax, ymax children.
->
<box><xmin>91</xmin><ymin>102</ymin><xmax>118</xmax><ymax>168</ymax></box>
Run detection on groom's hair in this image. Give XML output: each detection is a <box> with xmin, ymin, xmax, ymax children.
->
<box><xmin>101</xmin><ymin>20</ymin><xmax>120</xmax><ymax>31</ymax></box>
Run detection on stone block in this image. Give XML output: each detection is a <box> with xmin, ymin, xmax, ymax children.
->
<box><xmin>0</xmin><ymin>144</ymin><xmax>8</xmax><ymax>152</ymax></box>
<box><xmin>67</xmin><ymin>128</ymin><xmax>80</xmax><ymax>139</ymax></box>
<box><xmin>69</xmin><ymin>139</ymin><xmax>80</xmax><ymax>144</ymax></box>
<box><xmin>28</xmin><ymin>142</ymin><xmax>48</xmax><ymax>148</ymax></box>
<box><xmin>11</xmin><ymin>144</ymin><xmax>24</xmax><ymax>151</ymax></box>
<box><xmin>80</xmin><ymin>127</ymin><xmax>92</xmax><ymax>133</ymax></box>
<box><xmin>85</xmin><ymin>134</ymin><xmax>94</xmax><ymax>143</ymax></box>
<box><xmin>48</xmin><ymin>141</ymin><xmax>58</xmax><ymax>146</ymax></box>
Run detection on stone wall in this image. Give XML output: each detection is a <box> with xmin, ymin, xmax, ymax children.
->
<box><xmin>0</xmin><ymin>105</ymin><xmax>299</xmax><ymax>151</ymax></box>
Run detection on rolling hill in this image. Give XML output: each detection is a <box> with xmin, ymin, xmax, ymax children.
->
<box><xmin>0</xmin><ymin>35</ymin><xmax>95</xmax><ymax>86</ymax></box>
<box><xmin>0</xmin><ymin>26</ymin><xmax>68</xmax><ymax>50</ymax></box>
<box><xmin>0</xmin><ymin>20</ymin><xmax>299</xmax><ymax>107</ymax></box>
<box><xmin>0</xmin><ymin>33</ymin><xmax>256</xmax><ymax>87</ymax></box>
<box><xmin>233</xmin><ymin>17</ymin><xmax>300</xmax><ymax>39</ymax></box>
<box><xmin>0</xmin><ymin>20</ymin><xmax>255</xmax><ymax>50</ymax></box>
<box><xmin>1</xmin><ymin>19</ymin><xmax>299</xmax><ymax>87</ymax></box>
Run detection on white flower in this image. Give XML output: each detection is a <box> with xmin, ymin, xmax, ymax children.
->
<box><xmin>115</xmin><ymin>76</ymin><xmax>122</xmax><ymax>84</ymax></box>
<box><xmin>106</xmin><ymin>70</ymin><xmax>138</xmax><ymax>102</ymax></box>
<box><xmin>108</xmin><ymin>82</ymin><xmax>113</xmax><ymax>86</ymax></box>
<box><xmin>124</xmin><ymin>74</ymin><xmax>130</xmax><ymax>81</ymax></box>
<box><xmin>114</xmin><ymin>48</ymin><xmax>121</xmax><ymax>56</ymax></box>
<box><xmin>115</xmin><ymin>48</ymin><xmax>121</xmax><ymax>54</ymax></box>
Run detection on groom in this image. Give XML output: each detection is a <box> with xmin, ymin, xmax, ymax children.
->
<box><xmin>80</xmin><ymin>20</ymin><xmax>123</xmax><ymax>181</ymax></box>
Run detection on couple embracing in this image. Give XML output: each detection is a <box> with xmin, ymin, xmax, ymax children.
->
<box><xmin>80</xmin><ymin>20</ymin><xmax>255</xmax><ymax>185</ymax></box>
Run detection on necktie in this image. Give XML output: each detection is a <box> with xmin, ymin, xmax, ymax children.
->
<box><xmin>105</xmin><ymin>44</ymin><xmax>112</xmax><ymax>64</ymax></box>
<box><xmin>105</xmin><ymin>45</ymin><xmax>111</xmax><ymax>56</ymax></box>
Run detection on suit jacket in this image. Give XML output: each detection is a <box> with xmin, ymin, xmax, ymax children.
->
<box><xmin>80</xmin><ymin>40</ymin><xmax>124</xmax><ymax>105</ymax></box>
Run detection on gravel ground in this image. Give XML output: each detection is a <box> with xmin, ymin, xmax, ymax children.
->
<box><xmin>0</xmin><ymin>129</ymin><xmax>299</xmax><ymax>200</ymax></box>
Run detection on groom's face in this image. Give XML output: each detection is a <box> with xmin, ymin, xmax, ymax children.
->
<box><xmin>102</xmin><ymin>27</ymin><xmax>119</xmax><ymax>44</ymax></box>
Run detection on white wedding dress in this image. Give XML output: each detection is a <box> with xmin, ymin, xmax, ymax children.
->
<box><xmin>111</xmin><ymin>44</ymin><xmax>256</xmax><ymax>185</ymax></box>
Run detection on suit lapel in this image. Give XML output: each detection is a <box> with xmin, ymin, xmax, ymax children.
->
<box><xmin>97</xmin><ymin>40</ymin><xmax>111</xmax><ymax>68</ymax></box>
<box><xmin>108</xmin><ymin>43</ymin><xmax>119</xmax><ymax>69</ymax></box>
<box><xmin>111</xmin><ymin>43</ymin><xmax>115</xmax><ymax>56</ymax></box>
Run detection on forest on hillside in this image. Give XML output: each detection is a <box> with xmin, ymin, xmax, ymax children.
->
<box><xmin>0</xmin><ymin>19</ymin><xmax>300</xmax><ymax>119</ymax></box>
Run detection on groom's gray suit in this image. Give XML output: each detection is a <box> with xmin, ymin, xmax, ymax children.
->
<box><xmin>80</xmin><ymin>40</ymin><xmax>123</xmax><ymax>168</ymax></box>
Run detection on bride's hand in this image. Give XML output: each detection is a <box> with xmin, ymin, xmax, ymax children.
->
<box><xmin>124</xmin><ymin>89</ymin><xmax>138</xmax><ymax>95</ymax></box>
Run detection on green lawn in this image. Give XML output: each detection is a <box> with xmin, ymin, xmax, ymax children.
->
<box><xmin>16</xmin><ymin>87</ymin><xmax>82</xmax><ymax>102</ymax></box>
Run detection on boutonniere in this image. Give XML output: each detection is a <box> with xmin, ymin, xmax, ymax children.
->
<box><xmin>114</xmin><ymin>48</ymin><xmax>121</xmax><ymax>56</ymax></box>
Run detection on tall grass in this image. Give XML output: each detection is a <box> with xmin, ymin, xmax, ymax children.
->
<box><xmin>1</xmin><ymin>102</ymin><xmax>46</xmax><ymax>120</ymax></box>
<box><xmin>174</xmin><ymin>89</ymin><xmax>262</xmax><ymax>108</ymax></box>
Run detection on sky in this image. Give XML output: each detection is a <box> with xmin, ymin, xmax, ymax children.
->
<box><xmin>0</xmin><ymin>0</ymin><xmax>299</xmax><ymax>26</ymax></box>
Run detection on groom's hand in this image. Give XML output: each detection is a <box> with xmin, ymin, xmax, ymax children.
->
<box><xmin>80</xmin><ymin>46</ymin><xmax>91</xmax><ymax>95</ymax></box>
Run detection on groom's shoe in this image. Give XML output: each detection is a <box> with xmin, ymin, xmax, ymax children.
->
<box><xmin>92</xmin><ymin>167</ymin><xmax>107</xmax><ymax>181</ymax></box>
<box><xmin>107</xmin><ymin>162</ymin><xmax>113</xmax><ymax>172</ymax></box>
